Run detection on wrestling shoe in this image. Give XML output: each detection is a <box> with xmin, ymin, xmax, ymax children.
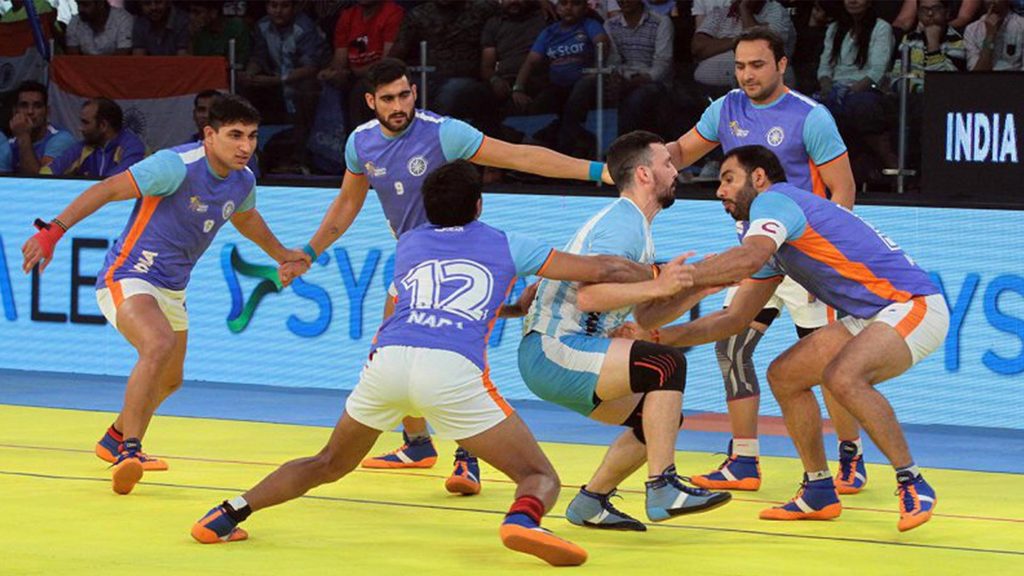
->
<box><xmin>565</xmin><ymin>487</ymin><xmax>646</xmax><ymax>531</ymax></box>
<box><xmin>760</xmin><ymin>475</ymin><xmax>842</xmax><ymax>521</ymax></box>
<box><xmin>360</xmin><ymin>431</ymin><xmax>438</xmax><ymax>469</ymax></box>
<box><xmin>500</xmin><ymin>513</ymin><xmax>587</xmax><ymax>566</ymax></box>
<box><xmin>896</xmin><ymin>472</ymin><xmax>936</xmax><ymax>532</ymax></box>
<box><xmin>110</xmin><ymin>440</ymin><xmax>145</xmax><ymax>495</ymax></box>
<box><xmin>835</xmin><ymin>441</ymin><xmax>867</xmax><ymax>494</ymax></box>
<box><xmin>444</xmin><ymin>447</ymin><xmax>481</xmax><ymax>495</ymax></box>
<box><xmin>95</xmin><ymin>427</ymin><xmax>168</xmax><ymax>471</ymax></box>
<box><xmin>191</xmin><ymin>505</ymin><xmax>249</xmax><ymax>544</ymax></box>
<box><xmin>691</xmin><ymin>454</ymin><xmax>762</xmax><ymax>491</ymax></box>
<box><xmin>645</xmin><ymin>465</ymin><xmax>732</xmax><ymax>521</ymax></box>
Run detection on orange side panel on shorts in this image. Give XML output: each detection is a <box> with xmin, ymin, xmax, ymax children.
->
<box><xmin>894</xmin><ymin>297</ymin><xmax>928</xmax><ymax>338</ymax></box>
<box><xmin>105</xmin><ymin>196</ymin><xmax>162</xmax><ymax>306</ymax></box>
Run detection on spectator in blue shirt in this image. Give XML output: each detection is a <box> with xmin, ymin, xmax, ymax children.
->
<box><xmin>0</xmin><ymin>135</ymin><xmax>11</xmax><ymax>173</ymax></box>
<box><xmin>512</xmin><ymin>0</ymin><xmax>610</xmax><ymax>156</ymax></box>
<box><xmin>7</xmin><ymin>80</ymin><xmax>76</xmax><ymax>175</ymax></box>
<box><xmin>41</xmin><ymin>98</ymin><xmax>145</xmax><ymax>178</ymax></box>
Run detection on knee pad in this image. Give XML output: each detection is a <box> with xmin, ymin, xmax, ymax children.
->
<box><xmin>628</xmin><ymin>340</ymin><xmax>686</xmax><ymax>394</ymax></box>
<box><xmin>715</xmin><ymin>326</ymin><xmax>764</xmax><ymax>401</ymax></box>
<box><xmin>622</xmin><ymin>399</ymin><xmax>685</xmax><ymax>445</ymax></box>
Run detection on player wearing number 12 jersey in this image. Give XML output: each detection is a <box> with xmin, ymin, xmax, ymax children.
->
<box><xmin>192</xmin><ymin>160</ymin><xmax>659</xmax><ymax>566</ymax></box>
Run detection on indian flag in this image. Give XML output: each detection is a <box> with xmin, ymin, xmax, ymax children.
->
<box><xmin>48</xmin><ymin>55</ymin><xmax>228</xmax><ymax>152</ymax></box>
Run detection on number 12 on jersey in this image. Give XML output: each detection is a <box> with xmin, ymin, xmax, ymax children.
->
<box><xmin>401</xmin><ymin>259</ymin><xmax>495</xmax><ymax>321</ymax></box>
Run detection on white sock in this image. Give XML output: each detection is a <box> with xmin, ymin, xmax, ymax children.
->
<box><xmin>807</xmin><ymin>470</ymin><xmax>832</xmax><ymax>481</ymax></box>
<box><xmin>732</xmin><ymin>438</ymin><xmax>759</xmax><ymax>458</ymax></box>
<box><xmin>227</xmin><ymin>495</ymin><xmax>249</xmax><ymax>512</ymax></box>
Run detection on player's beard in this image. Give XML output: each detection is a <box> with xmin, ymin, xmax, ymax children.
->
<box><xmin>731</xmin><ymin>178</ymin><xmax>759</xmax><ymax>221</ymax></box>
<box><xmin>379</xmin><ymin>109</ymin><xmax>412</xmax><ymax>133</ymax></box>
<box><xmin>658</xmin><ymin>181</ymin><xmax>677</xmax><ymax>209</ymax></box>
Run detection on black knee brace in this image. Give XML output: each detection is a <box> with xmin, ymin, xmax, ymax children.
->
<box><xmin>628</xmin><ymin>340</ymin><xmax>686</xmax><ymax>394</ymax></box>
<box><xmin>622</xmin><ymin>399</ymin><xmax>685</xmax><ymax>444</ymax></box>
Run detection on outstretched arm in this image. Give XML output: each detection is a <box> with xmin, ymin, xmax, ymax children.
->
<box><xmin>552</xmin><ymin>253</ymin><xmax>695</xmax><ymax>313</ymax></box>
<box><xmin>657</xmin><ymin>277</ymin><xmax>780</xmax><ymax>346</ymax></box>
<box><xmin>691</xmin><ymin>235</ymin><xmax>777</xmax><ymax>288</ymax></box>
<box><xmin>666</xmin><ymin>128</ymin><xmax>719</xmax><ymax>171</ymax></box>
<box><xmin>231</xmin><ymin>208</ymin><xmax>303</xmax><ymax>265</ymax></box>
<box><xmin>305</xmin><ymin>171</ymin><xmax>371</xmax><ymax>257</ymax></box>
<box><xmin>471</xmin><ymin>137</ymin><xmax>613</xmax><ymax>184</ymax></box>
<box><xmin>21</xmin><ymin>171</ymin><xmax>139</xmax><ymax>273</ymax></box>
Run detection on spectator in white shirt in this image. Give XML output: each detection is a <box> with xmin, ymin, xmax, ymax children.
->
<box><xmin>65</xmin><ymin>0</ymin><xmax>134</xmax><ymax>55</ymax></box>
<box><xmin>606</xmin><ymin>0</ymin><xmax>674</xmax><ymax>137</ymax></box>
<box><xmin>965</xmin><ymin>0</ymin><xmax>1024</xmax><ymax>70</ymax></box>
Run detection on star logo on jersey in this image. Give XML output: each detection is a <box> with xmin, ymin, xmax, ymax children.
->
<box><xmin>222</xmin><ymin>200</ymin><xmax>236</xmax><ymax>220</ymax></box>
<box><xmin>729</xmin><ymin>121</ymin><xmax>749</xmax><ymax>138</ymax></box>
<box><xmin>221</xmin><ymin>244</ymin><xmax>284</xmax><ymax>333</ymax></box>
<box><xmin>408</xmin><ymin>155</ymin><xmax>428</xmax><ymax>177</ymax></box>
<box><xmin>766</xmin><ymin>126</ymin><xmax>785</xmax><ymax>147</ymax></box>
<box><xmin>188</xmin><ymin>195</ymin><xmax>209</xmax><ymax>213</ymax></box>
<box><xmin>364</xmin><ymin>161</ymin><xmax>387</xmax><ymax>177</ymax></box>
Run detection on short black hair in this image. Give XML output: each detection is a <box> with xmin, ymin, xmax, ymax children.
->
<box><xmin>723</xmin><ymin>145</ymin><xmax>788</xmax><ymax>184</ymax></box>
<box><xmin>194</xmin><ymin>89</ymin><xmax>221</xmax><ymax>107</ymax></box>
<box><xmin>606</xmin><ymin>130</ymin><xmax>664</xmax><ymax>191</ymax></box>
<box><xmin>16</xmin><ymin>80</ymin><xmax>48</xmax><ymax>105</ymax></box>
<box><xmin>422</xmin><ymin>160</ymin><xmax>481</xmax><ymax>227</ymax></box>
<box><xmin>207</xmin><ymin>94</ymin><xmax>261</xmax><ymax>129</ymax></box>
<box><xmin>734</xmin><ymin>26</ymin><xmax>786</xmax><ymax>63</ymax></box>
<box><xmin>366</xmin><ymin>57</ymin><xmax>410</xmax><ymax>91</ymax></box>
<box><xmin>89</xmin><ymin>98</ymin><xmax>123</xmax><ymax>132</ymax></box>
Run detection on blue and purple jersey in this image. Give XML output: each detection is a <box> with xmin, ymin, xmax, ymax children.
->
<box><xmin>745</xmin><ymin>183</ymin><xmax>938</xmax><ymax>318</ymax></box>
<box><xmin>345</xmin><ymin>110</ymin><xmax>484</xmax><ymax>238</ymax></box>
<box><xmin>97</xmin><ymin>141</ymin><xmax>256</xmax><ymax>292</ymax></box>
<box><xmin>372</xmin><ymin>220</ymin><xmax>554</xmax><ymax>370</ymax></box>
<box><xmin>697</xmin><ymin>89</ymin><xmax>846</xmax><ymax>197</ymax></box>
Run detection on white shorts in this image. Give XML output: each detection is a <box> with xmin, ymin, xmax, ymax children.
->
<box><xmin>723</xmin><ymin>275</ymin><xmax>832</xmax><ymax>329</ymax></box>
<box><xmin>839</xmin><ymin>294</ymin><xmax>949</xmax><ymax>366</ymax></box>
<box><xmin>345</xmin><ymin>346</ymin><xmax>514</xmax><ymax>440</ymax></box>
<box><xmin>96</xmin><ymin>278</ymin><xmax>188</xmax><ymax>331</ymax></box>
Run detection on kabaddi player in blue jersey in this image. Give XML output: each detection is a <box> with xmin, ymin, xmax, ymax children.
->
<box><xmin>21</xmin><ymin>95</ymin><xmax>307</xmax><ymax>495</ymax></box>
<box><xmin>191</xmin><ymin>160</ymin><xmax>677</xmax><ymax>565</ymax></box>
<box><xmin>518</xmin><ymin>131</ymin><xmax>732</xmax><ymax>530</ymax></box>
<box><xmin>282</xmin><ymin>58</ymin><xmax>614</xmax><ymax>495</ymax></box>
<box><xmin>658</xmin><ymin>146</ymin><xmax>948</xmax><ymax>531</ymax></box>
<box><xmin>662</xmin><ymin>27</ymin><xmax>869</xmax><ymax>495</ymax></box>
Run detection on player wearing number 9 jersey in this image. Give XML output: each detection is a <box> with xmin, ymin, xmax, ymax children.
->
<box><xmin>191</xmin><ymin>160</ymin><xmax>660</xmax><ymax>566</ymax></box>
<box><xmin>299</xmin><ymin>58</ymin><xmax>615</xmax><ymax>484</ymax></box>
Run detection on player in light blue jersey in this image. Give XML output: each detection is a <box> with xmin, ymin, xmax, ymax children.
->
<box><xmin>658</xmin><ymin>27</ymin><xmax>868</xmax><ymax>494</ymax></box>
<box><xmin>191</xmin><ymin>160</ymin><xmax>667</xmax><ymax>566</ymax></box>
<box><xmin>21</xmin><ymin>96</ymin><xmax>307</xmax><ymax>496</ymax></box>
<box><xmin>520</xmin><ymin>131</ymin><xmax>732</xmax><ymax>529</ymax></box>
<box><xmin>281</xmin><ymin>58</ymin><xmax>616</xmax><ymax>494</ymax></box>
<box><xmin>658</xmin><ymin>146</ymin><xmax>947</xmax><ymax>532</ymax></box>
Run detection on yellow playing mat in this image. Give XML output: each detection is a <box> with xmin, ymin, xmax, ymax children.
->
<box><xmin>2</xmin><ymin>404</ymin><xmax>1021</xmax><ymax>575</ymax></box>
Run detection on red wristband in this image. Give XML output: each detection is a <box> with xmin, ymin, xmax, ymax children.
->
<box><xmin>33</xmin><ymin>218</ymin><xmax>65</xmax><ymax>261</ymax></box>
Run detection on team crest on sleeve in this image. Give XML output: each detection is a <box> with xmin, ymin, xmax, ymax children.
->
<box><xmin>766</xmin><ymin>127</ymin><xmax>785</xmax><ymax>147</ymax></box>
<box><xmin>222</xmin><ymin>200</ymin><xmax>236</xmax><ymax>220</ymax></box>
<box><xmin>729</xmin><ymin>121</ymin><xmax>749</xmax><ymax>137</ymax></box>
<box><xmin>407</xmin><ymin>155</ymin><xmax>428</xmax><ymax>176</ymax></box>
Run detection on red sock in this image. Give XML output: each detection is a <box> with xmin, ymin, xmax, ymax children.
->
<box><xmin>507</xmin><ymin>495</ymin><xmax>545</xmax><ymax>524</ymax></box>
<box><xmin>108</xmin><ymin>425</ymin><xmax>124</xmax><ymax>442</ymax></box>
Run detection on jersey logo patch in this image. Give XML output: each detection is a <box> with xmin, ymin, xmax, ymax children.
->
<box><xmin>365</xmin><ymin>161</ymin><xmax>387</xmax><ymax>177</ymax></box>
<box><xmin>188</xmin><ymin>196</ymin><xmax>209</xmax><ymax>213</ymax></box>
<box><xmin>767</xmin><ymin>127</ymin><xmax>785</xmax><ymax>147</ymax></box>
<box><xmin>203</xmin><ymin>219</ymin><xmax>215</xmax><ymax>233</ymax></box>
<box><xmin>222</xmin><ymin>200</ymin><xmax>235</xmax><ymax>220</ymax></box>
<box><xmin>407</xmin><ymin>155</ymin><xmax>428</xmax><ymax>177</ymax></box>
<box><xmin>729</xmin><ymin>121</ymin><xmax>749</xmax><ymax>137</ymax></box>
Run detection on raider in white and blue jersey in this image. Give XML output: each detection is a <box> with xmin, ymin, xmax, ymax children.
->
<box><xmin>289</xmin><ymin>58</ymin><xmax>615</xmax><ymax>486</ymax></box>
<box><xmin>659</xmin><ymin>146</ymin><xmax>947</xmax><ymax>532</ymax></box>
<box><xmin>192</xmin><ymin>160</ymin><xmax>661</xmax><ymax>565</ymax></box>
<box><xmin>664</xmin><ymin>27</ymin><xmax>865</xmax><ymax>494</ymax></box>
<box><xmin>519</xmin><ymin>131</ymin><xmax>732</xmax><ymax>531</ymax></box>
<box><xmin>21</xmin><ymin>96</ymin><xmax>304</xmax><ymax>497</ymax></box>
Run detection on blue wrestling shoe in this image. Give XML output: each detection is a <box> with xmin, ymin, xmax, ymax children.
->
<box><xmin>361</xmin><ymin>431</ymin><xmax>438</xmax><ymax>469</ymax></box>
<box><xmin>645</xmin><ymin>465</ymin><xmax>732</xmax><ymax>521</ymax></box>
<box><xmin>836</xmin><ymin>441</ymin><xmax>868</xmax><ymax>494</ymax></box>
<box><xmin>760</xmin><ymin>475</ymin><xmax>842</xmax><ymax>521</ymax></box>
<box><xmin>191</xmin><ymin>505</ymin><xmax>249</xmax><ymax>544</ymax></box>
<box><xmin>500</xmin><ymin>513</ymin><xmax>588</xmax><ymax>566</ymax></box>
<box><xmin>565</xmin><ymin>486</ymin><xmax>646</xmax><ymax>531</ymax></box>
<box><xmin>897</xmin><ymin>472</ymin><xmax>936</xmax><ymax>532</ymax></box>
<box><xmin>445</xmin><ymin>447</ymin><xmax>481</xmax><ymax>495</ymax></box>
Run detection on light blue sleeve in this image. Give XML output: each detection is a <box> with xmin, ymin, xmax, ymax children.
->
<box><xmin>752</xmin><ymin>260</ymin><xmax>784</xmax><ymax>279</ymax></box>
<box><xmin>586</xmin><ymin>208</ymin><xmax>644</xmax><ymax>260</ymax></box>
<box><xmin>695</xmin><ymin>96</ymin><xmax>724</xmax><ymax>142</ymax></box>
<box><xmin>748</xmin><ymin>191</ymin><xmax>807</xmax><ymax>242</ymax></box>
<box><xmin>43</xmin><ymin>130</ymin><xmax>76</xmax><ymax>160</ymax></box>
<box><xmin>802</xmin><ymin>105</ymin><xmax>848</xmax><ymax>165</ymax></box>
<box><xmin>0</xmin><ymin>140</ymin><xmax>11</xmax><ymax>172</ymax></box>
<box><xmin>238</xmin><ymin>183</ymin><xmax>256</xmax><ymax>212</ymax></box>
<box><xmin>506</xmin><ymin>231</ymin><xmax>554</xmax><ymax>277</ymax></box>
<box><xmin>344</xmin><ymin>132</ymin><xmax>363</xmax><ymax>174</ymax></box>
<box><xmin>440</xmin><ymin>118</ymin><xmax>485</xmax><ymax>161</ymax></box>
<box><xmin>127</xmin><ymin>149</ymin><xmax>187</xmax><ymax>197</ymax></box>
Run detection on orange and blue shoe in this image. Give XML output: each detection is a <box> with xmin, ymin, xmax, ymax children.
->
<box><xmin>565</xmin><ymin>486</ymin><xmax>646</xmax><ymax>531</ymax></box>
<box><xmin>645</xmin><ymin>465</ymin><xmax>733</xmax><ymax>521</ymax></box>
<box><xmin>499</xmin><ymin>513</ymin><xmax>587</xmax><ymax>566</ymax></box>
<box><xmin>835</xmin><ymin>441</ymin><xmax>867</xmax><ymax>494</ymax></box>
<box><xmin>691</xmin><ymin>454</ymin><xmax>762</xmax><ymax>491</ymax></box>
<box><xmin>896</xmin><ymin>472</ymin><xmax>936</xmax><ymax>532</ymax></box>
<box><xmin>444</xmin><ymin>447</ymin><xmax>481</xmax><ymax>495</ymax></box>
<box><xmin>191</xmin><ymin>505</ymin><xmax>249</xmax><ymax>544</ymax></box>
<box><xmin>110</xmin><ymin>441</ymin><xmax>145</xmax><ymax>495</ymax></box>
<box><xmin>360</xmin><ymin>431</ymin><xmax>438</xmax><ymax>469</ymax></box>
<box><xmin>95</xmin><ymin>428</ymin><xmax>168</xmax><ymax>471</ymax></box>
<box><xmin>760</xmin><ymin>474</ymin><xmax>842</xmax><ymax>521</ymax></box>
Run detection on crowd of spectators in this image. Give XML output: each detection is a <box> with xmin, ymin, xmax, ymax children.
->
<box><xmin>2</xmin><ymin>0</ymin><xmax>1023</xmax><ymax>188</ymax></box>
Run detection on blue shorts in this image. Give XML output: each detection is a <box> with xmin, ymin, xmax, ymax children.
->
<box><xmin>518</xmin><ymin>331</ymin><xmax>612</xmax><ymax>417</ymax></box>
